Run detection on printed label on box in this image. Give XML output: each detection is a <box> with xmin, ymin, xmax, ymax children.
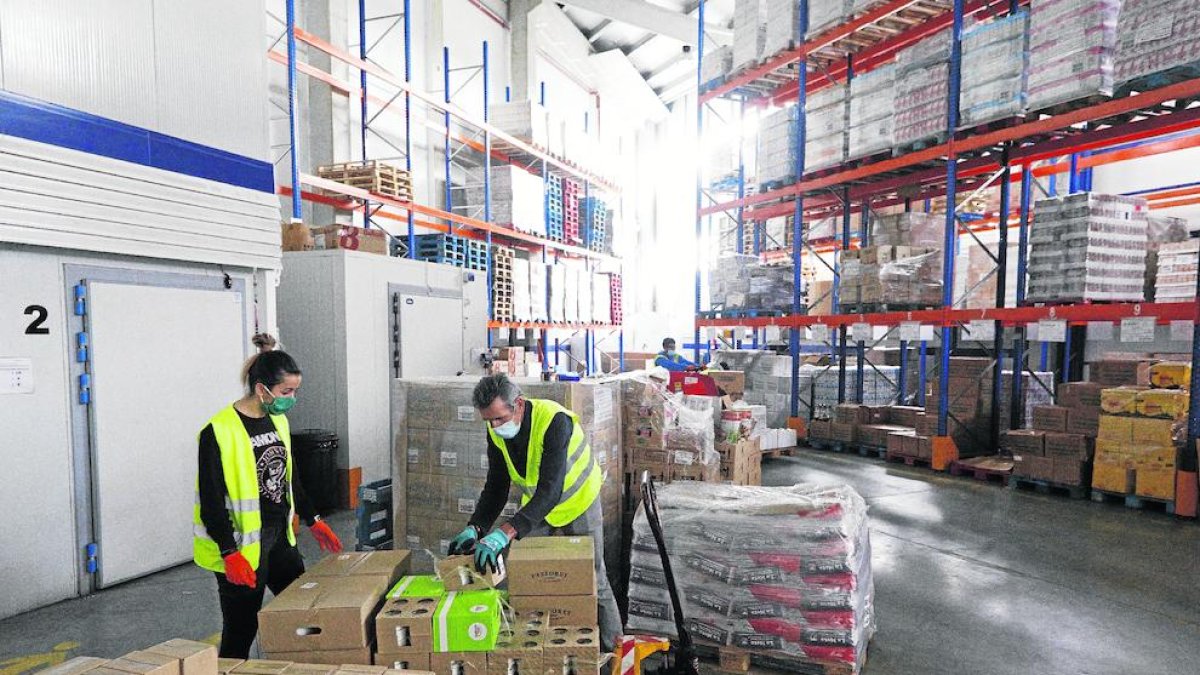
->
<box><xmin>408</xmin><ymin>448</ymin><xmax>419</xmax><ymax>464</ymax></box>
<box><xmin>1120</xmin><ymin>317</ymin><xmax>1155</xmax><ymax>343</ymax></box>
<box><xmin>674</xmin><ymin>450</ymin><xmax>696</xmax><ymax>466</ymax></box>
<box><xmin>440</xmin><ymin>451</ymin><xmax>459</xmax><ymax>467</ymax></box>
<box><xmin>457</xmin><ymin>406</ymin><xmax>476</xmax><ymax>422</ymax></box>
<box><xmin>966</xmin><ymin>320</ymin><xmax>995</xmax><ymax>342</ymax></box>
<box><xmin>899</xmin><ymin>322</ymin><xmax>921</xmax><ymax>341</ymax></box>
<box><xmin>594</xmin><ymin>387</ymin><xmax>614</xmax><ymax>424</ymax></box>
<box><xmin>457</xmin><ymin>498</ymin><xmax>475</xmax><ymax>514</ymax></box>
<box><xmin>1038</xmin><ymin>320</ymin><xmax>1067</xmax><ymax>343</ymax></box>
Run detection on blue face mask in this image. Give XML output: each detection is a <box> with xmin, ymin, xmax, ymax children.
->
<box><xmin>666</xmin><ymin>350</ymin><xmax>677</xmax><ymax>357</ymax></box>
<box><xmin>494</xmin><ymin>419</ymin><xmax>520</xmax><ymax>439</ymax></box>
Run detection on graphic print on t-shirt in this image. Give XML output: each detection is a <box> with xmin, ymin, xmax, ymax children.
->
<box><xmin>251</xmin><ymin>430</ymin><xmax>288</xmax><ymax>505</ymax></box>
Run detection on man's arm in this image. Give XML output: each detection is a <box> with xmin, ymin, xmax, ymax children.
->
<box><xmin>468</xmin><ymin>441</ymin><xmax>512</xmax><ymax>533</ymax></box>
<box><xmin>655</xmin><ymin>354</ymin><xmax>690</xmax><ymax>372</ymax></box>
<box><xmin>505</xmin><ymin>412</ymin><xmax>571</xmax><ymax>538</ymax></box>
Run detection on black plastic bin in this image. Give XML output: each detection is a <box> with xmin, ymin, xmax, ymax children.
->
<box><xmin>291</xmin><ymin>429</ymin><xmax>339</xmax><ymax>515</ymax></box>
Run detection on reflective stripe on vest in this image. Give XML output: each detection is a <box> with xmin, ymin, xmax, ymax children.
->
<box><xmin>487</xmin><ymin>398</ymin><xmax>603</xmax><ymax>528</ymax></box>
<box><xmin>193</xmin><ymin>405</ymin><xmax>295</xmax><ymax>573</ymax></box>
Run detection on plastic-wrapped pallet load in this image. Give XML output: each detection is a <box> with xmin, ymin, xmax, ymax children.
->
<box><xmin>894</xmin><ymin>29</ymin><xmax>951</xmax><ymax>149</ymax></box>
<box><xmin>805</xmin><ymin>83</ymin><xmax>848</xmax><ymax>172</ymax></box>
<box><xmin>763</xmin><ymin>0</ymin><xmax>803</xmax><ymax>60</ymax></box>
<box><xmin>512</xmin><ymin>257</ymin><xmax>533</xmax><ymax>321</ymax></box>
<box><xmin>529</xmin><ymin>260</ymin><xmax>549</xmax><ymax>322</ymax></box>
<box><xmin>748</xmin><ymin>263</ymin><xmax>795</xmax><ymax>312</ymax></box>
<box><xmin>627</xmin><ymin>483</ymin><xmax>875</xmax><ymax>674</ymax></box>
<box><xmin>840</xmin><ymin>213</ymin><xmax>944</xmax><ymax>310</ymax></box>
<box><xmin>732</xmin><ymin>0</ymin><xmax>768</xmax><ymax>72</ymax></box>
<box><xmin>757</xmin><ymin>106</ymin><xmax>799</xmax><ymax>186</ymax></box>
<box><xmin>1026</xmin><ymin>0</ymin><xmax>1120</xmax><ymax>111</ymax></box>
<box><xmin>847</xmin><ymin>63</ymin><xmax>895</xmax><ymax>160</ymax></box>
<box><xmin>709</xmin><ymin>253</ymin><xmax>757</xmax><ymax>310</ymax></box>
<box><xmin>622</xmin><ymin>375</ymin><xmax>721</xmax><ymax>485</ymax></box>
<box><xmin>1145</xmin><ymin>215</ymin><xmax>1190</xmax><ymax>301</ymax></box>
<box><xmin>807</xmin><ymin>0</ymin><xmax>850</xmax><ymax>38</ymax></box>
<box><xmin>960</xmin><ymin>11</ymin><xmax>1029</xmax><ymax>127</ymax></box>
<box><xmin>549</xmin><ymin>264</ymin><xmax>567</xmax><ymax>323</ymax></box>
<box><xmin>1115</xmin><ymin>0</ymin><xmax>1200</xmax><ymax>88</ymax></box>
<box><xmin>1155</xmin><ymin>240</ymin><xmax>1199</xmax><ymax>302</ymax></box>
<box><xmin>1027</xmin><ymin>193</ymin><xmax>1150</xmax><ymax>303</ymax></box>
<box><xmin>701</xmin><ymin>45</ymin><xmax>733</xmax><ymax>89</ymax></box>
<box><xmin>490</xmin><ymin>100</ymin><xmax>549</xmax><ymax>147</ymax></box>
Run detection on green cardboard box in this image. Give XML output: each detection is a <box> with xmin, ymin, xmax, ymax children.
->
<box><xmin>388</xmin><ymin>575</ymin><xmax>446</xmax><ymax>598</ymax></box>
<box><xmin>432</xmin><ymin>590</ymin><xmax>504</xmax><ymax>652</ymax></box>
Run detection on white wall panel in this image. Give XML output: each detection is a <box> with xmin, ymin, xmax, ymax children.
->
<box><xmin>0</xmin><ymin>0</ymin><xmax>158</xmax><ymax>129</ymax></box>
<box><xmin>152</xmin><ymin>0</ymin><xmax>271</xmax><ymax>159</ymax></box>
<box><xmin>0</xmin><ymin>136</ymin><xmax>282</xmax><ymax>269</ymax></box>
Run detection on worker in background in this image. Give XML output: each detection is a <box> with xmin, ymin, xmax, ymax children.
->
<box><xmin>654</xmin><ymin>337</ymin><xmax>698</xmax><ymax>372</ymax></box>
<box><xmin>194</xmin><ymin>338</ymin><xmax>342</xmax><ymax>658</ymax></box>
<box><xmin>449</xmin><ymin>374</ymin><xmax>622</xmax><ymax>654</ymax></box>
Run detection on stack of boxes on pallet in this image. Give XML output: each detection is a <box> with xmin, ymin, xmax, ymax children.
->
<box><xmin>1027</xmin><ymin>0</ymin><xmax>1120</xmax><ymax>110</ymax></box>
<box><xmin>490</xmin><ymin>101</ymin><xmax>549</xmax><ymax>149</ymax></box>
<box><xmin>465</xmin><ymin>167</ymin><xmax>544</xmax><ymax>235</ymax></box>
<box><xmin>487</xmin><ymin>346</ymin><xmax>541</xmax><ymax>378</ymax></box>
<box><xmin>258</xmin><ymin>551</ymin><xmax>411</xmax><ymax>665</ymax></box>
<box><xmin>490</xmin><ymin>245</ymin><xmax>514</xmax><ymax>322</ymax></box>
<box><xmin>716</xmin><ymin>407</ymin><xmax>765</xmax><ymax>486</ymax></box>
<box><xmin>707</xmin><ymin>254</ymin><xmax>794</xmax><ymax>313</ymax></box>
<box><xmin>960</xmin><ymin>10</ymin><xmax>1030</xmax><ymax>127</ymax></box>
<box><xmin>1114</xmin><ymin>0</ymin><xmax>1200</xmax><ymax>87</ymax></box>
<box><xmin>621</xmin><ymin>376</ymin><xmax>721</xmax><ymax>486</ymax></box>
<box><xmin>507</xmin><ymin>536</ymin><xmax>601</xmax><ymax>627</ymax></box>
<box><xmin>392</xmin><ymin>377</ymin><xmax>624</xmax><ymax>577</ymax></box>
<box><xmin>731</xmin><ymin>0</ymin><xmax>767</xmax><ymax>73</ymax></box>
<box><xmin>700</xmin><ymin>45</ymin><xmax>733</xmax><ymax>90</ymax></box>
<box><xmin>762</xmin><ymin>0</ymin><xmax>802</xmax><ymax>58</ymax></box>
<box><xmin>807</xmin><ymin>0</ymin><xmax>849</xmax><ymax>38</ymax></box>
<box><xmin>1005</xmin><ymin>382</ymin><xmax>1102</xmax><ymax>488</ymax></box>
<box><xmin>1027</xmin><ymin>193</ymin><xmax>1150</xmax><ymax>303</ymax></box>
<box><xmin>1093</xmin><ymin>360</ymin><xmax>1192</xmax><ymax>501</ymax></box>
<box><xmin>626</xmin><ymin>483</ymin><xmax>875</xmax><ymax>675</ymax></box>
<box><xmin>840</xmin><ymin>213</ymin><xmax>943</xmax><ymax>311</ymax></box>
<box><xmin>805</xmin><ymin>83</ymin><xmax>848</xmax><ymax>172</ymax></box>
<box><xmin>923</xmin><ymin>357</ymin><xmax>996</xmax><ymax>459</ymax></box>
<box><xmin>1144</xmin><ymin>215</ymin><xmax>1190</xmax><ymax>300</ymax></box>
<box><xmin>894</xmin><ymin>29</ymin><xmax>952</xmax><ymax>149</ymax></box>
<box><xmin>1154</xmin><ymin>240</ymin><xmax>1199</xmax><ymax>302</ymax></box>
<box><xmin>757</xmin><ymin>106</ymin><xmax>799</xmax><ymax>186</ymax></box>
<box><xmin>847</xmin><ymin>63</ymin><xmax>896</xmax><ymax>161</ymax></box>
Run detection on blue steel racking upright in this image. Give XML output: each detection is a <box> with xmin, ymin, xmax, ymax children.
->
<box><xmin>693</xmin><ymin>0</ymin><xmax>1200</xmax><ymax>490</ymax></box>
<box><xmin>277</xmin><ymin>0</ymin><xmax>626</xmax><ymax>376</ymax></box>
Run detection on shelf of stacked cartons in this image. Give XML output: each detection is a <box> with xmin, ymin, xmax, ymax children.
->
<box><xmin>693</xmin><ymin>0</ymin><xmax>1200</xmax><ymax>509</ymax></box>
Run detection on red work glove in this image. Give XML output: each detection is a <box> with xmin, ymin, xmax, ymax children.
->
<box><xmin>310</xmin><ymin>520</ymin><xmax>343</xmax><ymax>553</ymax></box>
<box><xmin>222</xmin><ymin>552</ymin><xmax>257</xmax><ymax>588</ymax></box>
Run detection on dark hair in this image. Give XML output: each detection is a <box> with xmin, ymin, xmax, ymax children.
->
<box><xmin>663</xmin><ymin>338</ymin><xmax>676</xmax><ymax>349</ymax></box>
<box><xmin>473</xmin><ymin>374</ymin><xmax>521</xmax><ymax>410</ymax></box>
<box><xmin>242</xmin><ymin>350</ymin><xmax>302</xmax><ymax>393</ymax></box>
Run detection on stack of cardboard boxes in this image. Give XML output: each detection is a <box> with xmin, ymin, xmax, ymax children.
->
<box><xmin>1027</xmin><ymin>0</ymin><xmax>1120</xmax><ymax>110</ymax></box>
<box><xmin>922</xmin><ymin>357</ymin><xmax>995</xmax><ymax>459</ymax></box>
<box><xmin>258</xmin><ymin>552</ymin><xmax>411</xmax><ymax>665</ymax></box>
<box><xmin>1092</xmin><ymin>361</ymin><xmax>1191</xmax><ymax>501</ymax></box>
<box><xmin>621</xmin><ymin>376</ymin><xmax>720</xmax><ymax>485</ymax></box>
<box><xmin>840</xmin><ymin>213</ymin><xmax>943</xmax><ymax>311</ymax></box>
<box><xmin>894</xmin><ymin>29</ymin><xmax>951</xmax><ymax>148</ymax></box>
<box><xmin>1005</xmin><ymin>391</ymin><xmax>1098</xmax><ymax>486</ymax></box>
<box><xmin>507</xmin><ymin>536</ymin><xmax>600</xmax><ymax>628</ymax></box>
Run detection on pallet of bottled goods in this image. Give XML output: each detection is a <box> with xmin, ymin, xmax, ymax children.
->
<box><xmin>626</xmin><ymin>482</ymin><xmax>875</xmax><ymax>674</ymax></box>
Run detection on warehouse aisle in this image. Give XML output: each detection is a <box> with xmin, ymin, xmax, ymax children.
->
<box><xmin>4</xmin><ymin>460</ymin><xmax>1200</xmax><ymax>675</ymax></box>
<box><xmin>762</xmin><ymin>450</ymin><xmax>1200</xmax><ymax>675</ymax></box>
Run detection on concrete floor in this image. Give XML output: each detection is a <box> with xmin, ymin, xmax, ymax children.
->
<box><xmin>3</xmin><ymin>451</ymin><xmax>1200</xmax><ymax>675</ymax></box>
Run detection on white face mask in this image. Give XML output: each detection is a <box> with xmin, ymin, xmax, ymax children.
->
<box><xmin>666</xmin><ymin>349</ymin><xmax>677</xmax><ymax>357</ymax></box>
<box><xmin>494</xmin><ymin>419</ymin><xmax>520</xmax><ymax>439</ymax></box>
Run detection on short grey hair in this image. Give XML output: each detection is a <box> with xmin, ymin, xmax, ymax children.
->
<box><xmin>473</xmin><ymin>374</ymin><xmax>521</xmax><ymax>410</ymax></box>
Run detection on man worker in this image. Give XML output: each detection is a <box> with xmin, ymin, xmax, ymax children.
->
<box><xmin>448</xmin><ymin>374</ymin><xmax>622</xmax><ymax>652</ymax></box>
<box><xmin>654</xmin><ymin>337</ymin><xmax>698</xmax><ymax>372</ymax></box>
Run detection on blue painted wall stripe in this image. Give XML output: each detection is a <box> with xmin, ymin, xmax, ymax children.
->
<box><xmin>0</xmin><ymin>89</ymin><xmax>274</xmax><ymax>193</ymax></box>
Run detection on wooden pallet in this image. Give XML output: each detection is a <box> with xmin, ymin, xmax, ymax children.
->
<box><xmin>761</xmin><ymin>445</ymin><xmax>798</xmax><ymax>459</ymax></box>
<box><xmin>1091</xmin><ymin>489</ymin><xmax>1177</xmax><ymax>515</ymax></box>
<box><xmin>808</xmin><ymin>439</ymin><xmax>847</xmax><ymax>453</ymax></box>
<box><xmin>1009</xmin><ymin>476</ymin><xmax>1088</xmax><ymax>500</ymax></box>
<box><xmin>317</xmin><ymin>160</ymin><xmax>413</xmax><ymax>200</ymax></box>
<box><xmin>949</xmin><ymin>457</ymin><xmax>1013</xmax><ymax>486</ymax></box>
<box><xmin>892</xmin><ymin>132</ymin><xmax>950</xmax><ymax>157</ymax></box>
<box><xmin>855</xmin><ymin>444</ymin><xmax>888</xmax><ymax>460</ymax></box>
<box><xmin>1116</xmin><ymin>60</ymin><xmax>1200</xmax><ymax>98</ymax></box>
<box><xmin>885</xmin><ymin>450</ymin><xmax>932</xmax><ymax>468</ymax></box>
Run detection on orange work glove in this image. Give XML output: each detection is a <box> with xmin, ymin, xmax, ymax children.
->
<box><xmin>222</xmin><ymin>551</ymin><xmax>257</xmax><ymax>587</ymax></box>
<box><xmin>310</xmin><ymin>520</ymin><xmax>343</xmax><ymax>553</ymax></box>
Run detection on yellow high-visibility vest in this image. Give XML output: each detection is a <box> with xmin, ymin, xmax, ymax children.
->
<box><xmin>193</xmin><ymin>405</ymin><xmax>295</xmax><ymax>572</ymax></box>
<box><xmin>487</xmin><ymin>398</ymin><xmax>602</xmax><ymax>527</ymax></box>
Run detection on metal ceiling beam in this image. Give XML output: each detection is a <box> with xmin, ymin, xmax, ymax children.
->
<box><xmin>558</xmin><ymin>0</ymin><xmax>731</xmax><ymax>45</ymax></box>
<box><xmin>586</xmin><ymin>18</ymin><xmax>616</xmax><ymax>43</ymax></box>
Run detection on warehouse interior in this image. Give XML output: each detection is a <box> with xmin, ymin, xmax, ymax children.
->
<box><xmin>2</xmin><ymin>1</ymin><xmax>1200</xmax><ymax>674</ymax></box>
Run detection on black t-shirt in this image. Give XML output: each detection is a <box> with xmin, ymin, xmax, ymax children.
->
<box><xmin>197</xmin><ymin>408</ymin><xmax>315</xmax><ymax>555</ymax></box>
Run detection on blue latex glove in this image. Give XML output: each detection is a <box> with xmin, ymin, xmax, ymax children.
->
<box><xmin>448</xmin><ymin>525</ymin><xmax>479</xmax><ymax>555</ymax></box>
<box><xmin>473</xmin><ymin>529</ymin><xmax>512</xmax><ymax>574</ymax></box>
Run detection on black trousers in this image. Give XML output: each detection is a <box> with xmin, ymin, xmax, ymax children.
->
<box><xmin>215</xmin><ymin>520</ymin><xmax>306</xmax><ymax>659</ymax></box>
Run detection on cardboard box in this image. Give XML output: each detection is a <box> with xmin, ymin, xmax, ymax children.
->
<box><xmin>917</xmin><ymin>436</ymin><xmax>933</xmax><ymax>459</ymax></box>
<box><xmin>1092</xmin><ymin>462</ymin><xmax>1134</xmax><ymax>494</ymax></box>
<box><xmin>1100</xmin><ymin>387</ymin><xmax>1145</xmax><ymax>415</ymax></box>
<box><xmin>435</xmin><ymin>555</ymin><xmax>505</xmax><ymax>592</ymax></box>
<box><xmin>807</xmin><ymin>419</ymin><xmax>832</xmax><ymax>440</ymax></box>
<box><xmin>429</xmin><ymin>653</ymin><xmax>486</xmax><ymax>675</ymax></box>
<box><xmin>542</xmin><ymin>627</ymin><xmax>602</xmax><ymax>673</ymax></box>
<box><xmin>312</xmin><ymin>225</ymin><xmax>388</xmax><ymax>255</ymax></box>
<box><xmin>886</xmin><ymin>432</ymin><xmax>910</xmax><ymax>455</ymax></box>
<box><xmin>1136</xmin><ymin>468</ymin><xmax>1177</xmax><ymax>500</ymax></box>
<box><xmin>217</xmin><ymin>661</ymin><xmax>242</xmax><ymax>675</ymax></box>
<box><xmin>1013</xmin><ymin>454</ymin><xmax>1055</xmax><ymax>481</ymax></box>
<box><xmin>1097</xmin><ymin>416</ymin><xmax>1134</xmax><ymax>443</ymax></box>
<box><xmin>104</xmin><ymin>653</ymin><xmax>181</xmax><ymax>675</ymax></box>
<box><xmin>1066</xmin><ymin>406</ymin><xmax>1101</xmax><ymax>437</ymax></box>
<box><xmin>1149</xmin><ymin>361</ymin><xmax>1191</xmax><ymax>389</ymax></box>
<box><xmin>376</xmin><ymin>596</ymin><xmax>438</xmax><ymax>653</ymax></box>
<box><xmin>1001</xmin><ymin>430</ymin><xmax>1045</xmax><ymax>456</ymax></box>
<box><xmin>42</xmin><ymin>659</ymin><xmax>111</xmax><ymax>675</ymax></box>
<box><xmin>706</xmin><ymin>370</ymin><xmax>745</xmax><ymax>395</ymax></box>
<box><xmin>1032</xmin><ymin>406</ymin><xmax>1070</xmax><ymax>433</ymax></box>
<box><xmin>1130</xmin><ymin>417</ymin><xmax>1181</xmax><ymax>446</ymax></box>
<box><xmin>833</xmin><ymin>404</ymin><xmax>870</xmax><ymax>425</ymax></box>
<box><xmin>266</xmin><ymin>651</ymin><xmax>372</xmax><ymax>667</ymax></box>
<box><xmin>510</xmin><ymin>594</ymin><xmax>598</xmax><ymax>626</ymax></box>
<box><xmin>308</xmin><ymin>552</ymin><xmax>410</xmax><ymax>582</ymax></box>
<box><xmin>1136</xmin><ymin>389</ymin><xmax>1190</xmax><ymax>420</ymax></box>
<box><xmin>388</xmin><ymin>575</ymin><xmax>446</xmax><ymax>599</ymax></box>
<box><xmin>486</xmin><ymin>621</ymin><xmax>545</xmax><ymax>675</ymax></box>
<box><xmin>1053</xmin><ymin>459</ymin><xmax>1089</xmax><ymax>486</ymax></box>
<box><xmin>374</xmin><ymin>654</ymin><xmax>431</xmax><ymax>672</ymax></box>
<box><xmin>1090</xmin><ymin>360</ymin><xmax>1153</xmax><ymax>386</ymax></box>
<box><xmin>258</xmin><ymin>575</ymin><xmax>391</xmax><ymax>652</ymax></box>
<box><xmin>232</xmin><ymin>662</ymin><xmax>292</xmax><ymax>675</ymax></box>
<box><xmin>281</xmin><ymin>222</ymin><xmax>315</xmax><ymax>252</ymax></box>
<box><xmin>432</xmin><ymin>590</ymin><xmax>503</xmax><ymax>652</ymax></box>
<box><xmin>281</xmin><ymin>666</ymin><xmax>337</xmax><ymax>675</ymax></box>
<box><xmin>830</xmin><ymin>422</ymin><xmax>856</xmax><ymax>443</ymax></box>
<box><xmin>1043</xmin><ymin>433</ymin><xmax>1092</xmax><ymax>460</ymax></box>
<box><xmin>889</xmin><ymin>406</ymin><xmax>924</xmax><ymax>428</ymax></box>
<box><xmin>1057</xmin><ymin>382</ymin><xmax>1104</xmax><ymax>409</ymax></box>
<box><xmin>145</xmin><ymin>640</ymin><xmax>217</xmax><ymax>675</ymax></box>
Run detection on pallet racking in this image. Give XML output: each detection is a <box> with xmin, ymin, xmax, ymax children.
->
<box><xmin>692</xmin><ymin>0</ymin><xmax>1200</xmax><ymax>505</ymax></box>
<box><xmin>272</xmin><ymin>0</ymin><xmax>624</xmax><ymax>375</ymax></box>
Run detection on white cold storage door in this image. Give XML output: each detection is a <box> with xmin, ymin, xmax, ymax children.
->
<box><xmin>87</xmin><ymin>282</ymin><xmax>245</xmax><ymax>587</ymax></box>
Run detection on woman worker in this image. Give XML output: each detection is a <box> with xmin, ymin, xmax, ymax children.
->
<box><xmin>193</xmin><ymin>339</ymin><xmax>342</xmax><ymax>658</ymax></box>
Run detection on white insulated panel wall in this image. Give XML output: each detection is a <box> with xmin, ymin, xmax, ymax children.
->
<box><xmin>0</xmin><ymin>135</ymin><xmax>282</xmax><ymax>269</ymax></box>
